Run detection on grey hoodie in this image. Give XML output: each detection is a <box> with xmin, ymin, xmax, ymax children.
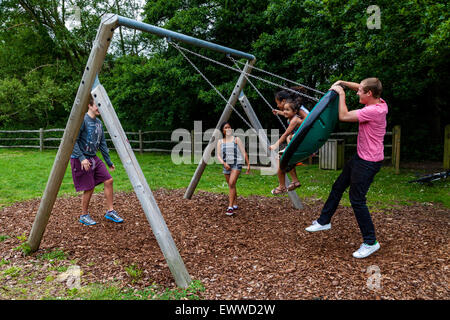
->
<box><xmin>70</xmin><ymin>113</ymin><xmax>113</xmax><ymax>167</ymax></box>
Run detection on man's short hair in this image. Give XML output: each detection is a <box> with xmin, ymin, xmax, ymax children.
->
<box><xmin>361</xmin><ymin>78</ymin><xmax>382</xmax><ymax>98</ymax></box>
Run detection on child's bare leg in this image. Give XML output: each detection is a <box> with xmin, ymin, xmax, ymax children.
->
<box><xmin>82</xmin><ymin>188</ymin><xmax>95</xmax><ymax>215</ymax></box>
<box><xmin>277</xmin><ymin>168</ymin><xmax>286</xmax><ymax>188</ymax></box>
<box><xmin>104</xmin><ymin>178</ymin><xmax>114</xmax><ymax>211</ymax></box>
<box><xmin>228</xmin><ymin>170</ymin><xmax>240</xmax><ymax>207</ymax></box>
<box><xmin>289</xmin><ymin>168</ymin><xmax>300</xmax><ymax>183</ymax></box>
<box><xmin>224</xmin><ymin>174</ymin><xmax>233</xmax><ymax>207</ymax></box>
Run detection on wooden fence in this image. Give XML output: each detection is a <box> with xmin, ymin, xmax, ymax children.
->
<box><xmin>0</xmin><ymin>129</ymin><xmax>176</xmax><ymax>153</ymax></box>
<box><xmin>0</xmin><ymin>128</ymin><xmax>270</xmax><ymax>159</ymax></box>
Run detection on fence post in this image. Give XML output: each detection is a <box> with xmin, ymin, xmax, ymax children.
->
<box><xmin>191</xmin><ymin>129</ymin><xmax>194</xmax><ymax>164</ymax></box>
<box><xmin>444</xmin><ymin>124</ymin><xmax>450</xmax><ymax>170</ymax></box>
<box><xmin>39</xmin><ymin>128</ymin><xmax>44</xmax><ymax>152</ymax></box>
<box><xmin>139</xmin><ymin>130</ymin><xmax>143</xmax><ymax>155</ymax></box>
<box><xmin>392</xmin><ymin>125</ymin><xmax>401</xmax><ymax>174</ymax></box>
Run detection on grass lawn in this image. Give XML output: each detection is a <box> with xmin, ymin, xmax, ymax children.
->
<box><xmin>0</xmin><ymin>149</ymin><xmax>449</xmax><ymax>210</ymax></box>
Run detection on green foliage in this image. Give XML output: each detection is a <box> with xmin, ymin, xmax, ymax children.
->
<box><xmin>13</xmin><ymin>232</ymin><xmax>32</xmax><ymax>255</ymax></box>
<box><xmin>2</xmin><ymin>266</ymin><xmax>22</xmax><ymax>278</ymax></box>
<box><xmin>101</xmin><ymin>53</ymin><xmax>204</xmax><ymax>131</ymax></box>
<box><xmin>157</xmin><ymin>279</ymin><xmax>205</xmax><ymax>300</ymax></box>
<box><xmin>0</xmin><ymin>73</ymin><xmax>74</xmax><ymax>127</ymax></box>
<box><xmin>0</xmin><ymin>258</ymin><xmax>11</xmax><ymax>266</ymax></box>
<box><xmin>124</xmin><ymin>264</ymin><xmax>143</xmax><ymax>283</ymax></box>
<box><xmin>51</xmin><ymin>279</ymin><xmax>205</xmax><ymax>300</ymax></box>
<box><xmin>37</xmin><ymin>248</ymin><xmax>67</xmax><ymax>264</ymax></box>
<box><xmin>256</xmin><ymin>0</ymin><xmax>449</xmax><ymax>160</ymax></box>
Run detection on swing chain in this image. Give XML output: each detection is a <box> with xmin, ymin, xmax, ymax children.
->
<box><xmin>228</xmin><ymin>55</ymin><xmax>287</xmax><ymax>130</ymax></box>
<box><xmin>172</xmin><ymin>43</ymin><xmax>320</xmax><ymax>102</ymax></box>
<box><xmin>169</xmin><ymin>41</ymin><xmax>257</xmax><ymax>133</ymax></box>
<box><xmin>231</xmin><ymin>58</ymin><xmax>325</xmax><ymax>96</ymax></box>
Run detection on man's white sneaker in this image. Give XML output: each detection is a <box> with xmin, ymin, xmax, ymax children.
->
<box><xmin>352</xmin><ymin>242</ymin><xmax>380</xmax><ymax>259</ymax></box>
<box><xmin>305</xmin><ymin>220</ymin><xmax>331</xmax><ymax>232</ymax></box>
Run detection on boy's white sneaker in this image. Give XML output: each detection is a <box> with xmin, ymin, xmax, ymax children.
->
<box><xmin>352</xmin><ymin>242</ymin><xmax>380</xmax><ymax>259</ymax></box>
<box><xmin>305</xmin><ymin>220</ymin><xmax>331</xmax><ymax>232</ymax></box>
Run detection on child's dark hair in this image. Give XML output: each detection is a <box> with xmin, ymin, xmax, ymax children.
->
<box><xmin>275</xmin><ymin>90</ymin><xmax>291</xmax><ymax>102</ymax></box>
<box><xmin>88</xmin><ymin>94</ymin><xmax>94</xmax><ymax>106</ymax></box>
<box><xmin>275</xmin><ymin>86</ymin><xmax>308</xmax><ymax>106</ymax></box>
<box><xmin>220</xmin><ymin>121</ymin><xmax>231</xmax><ymax>134</ymax></box>
<box><xmin>283</xmin><ymin>98</ymin><xmax>300</xmax><ymax>113</ymax></box>
<box><xmin>289</xmin><ymin>86</ymin><xmax>307</xmax><ymax>106</ymax></box>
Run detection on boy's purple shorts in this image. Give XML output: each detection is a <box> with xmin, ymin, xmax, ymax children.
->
<box><xmin>70</xmin><ymin>155</ymin><xmax>112</xmax><ymax>192</ymax></box>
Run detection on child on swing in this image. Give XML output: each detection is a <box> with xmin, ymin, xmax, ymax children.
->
<box><xmin>269</xmin><ymin>98</ymin><xmax>304</xmax><ymax>194</ymax></box>
<box><xmin>273</xmin><ymin>86</ymin><xmax>310</xmax><ymax>123</ymax></box>
<box><xmin>216</xmin><ymin>122</ymin><xmax>250</xmax><ymax>216</ymax></box>
<box><xmin>269</xmin><ymin>87</ymin><xmax>310</xmax><ymax>194</ymax></box>
<box><xmin>275</xmin><ymin>87</ymin><xmax>310</xmax><ymax>144</ymax></box>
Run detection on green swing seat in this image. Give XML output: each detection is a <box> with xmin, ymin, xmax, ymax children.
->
<box><xmin>280</xmin><ymin>89</ymin><xmax>340</xmax><ymax>172</ymax></box>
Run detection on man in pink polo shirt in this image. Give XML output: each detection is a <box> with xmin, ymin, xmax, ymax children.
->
<box><xmin>305</xmin><ymin>78</ymin><xmax>388</xmax><ymax>259</ymax></box>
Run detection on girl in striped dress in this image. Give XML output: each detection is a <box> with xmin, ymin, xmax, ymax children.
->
<box><xmin>217</xmin><ymin>122</ymin><xmax>250</xmax><ymax>216</ymax></box>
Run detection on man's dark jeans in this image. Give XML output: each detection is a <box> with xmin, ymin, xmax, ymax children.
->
<box><xmin>317</xmin><ymin>154</ymin><xmax>382</xmax><ymax>245</ymax></box>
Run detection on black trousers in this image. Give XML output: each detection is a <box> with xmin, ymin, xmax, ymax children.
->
<box><xmin>317</xmin><ymin>154</ymin><xmax>382</xmax><ymax>245</ymax></box>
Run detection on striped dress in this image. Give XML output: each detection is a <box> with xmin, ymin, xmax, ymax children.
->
<box><xmin>221</xmin><ymin>136</ymin><xmax>243</xmax><ymax>165</ymax></box>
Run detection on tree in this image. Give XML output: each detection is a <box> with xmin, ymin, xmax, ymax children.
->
<box><xmin>0</xmin><ymin>0</ymin><xmax>145</xmax><ymax>128</ymax></box>
<box><xmin>252</xmin><ymin>0</ymin><xmax>449</xmax><ymax>160</ymax></box>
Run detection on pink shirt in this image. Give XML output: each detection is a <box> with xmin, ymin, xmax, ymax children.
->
<box><xmin>356</xmin><ymin>98</ymin><xmax>388</xmax><ymax>162</ymax></box>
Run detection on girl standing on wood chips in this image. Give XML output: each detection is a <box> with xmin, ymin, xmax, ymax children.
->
<box><xmin>217</xmin><ymin>122</ymin><xmax>250</xmax><ymax>216</ymax></box>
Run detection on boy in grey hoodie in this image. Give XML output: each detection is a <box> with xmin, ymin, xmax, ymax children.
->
<box><xmin>70</xmin><ymin>95</ymin><xmax>123</xmax><ymax>225</ymax></box>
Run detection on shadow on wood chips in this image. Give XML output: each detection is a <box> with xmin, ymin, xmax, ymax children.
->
<box><xmin>0</xmin><ymin>189</ymin><xmax>448</xmax><ymax>299</ymax></box>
